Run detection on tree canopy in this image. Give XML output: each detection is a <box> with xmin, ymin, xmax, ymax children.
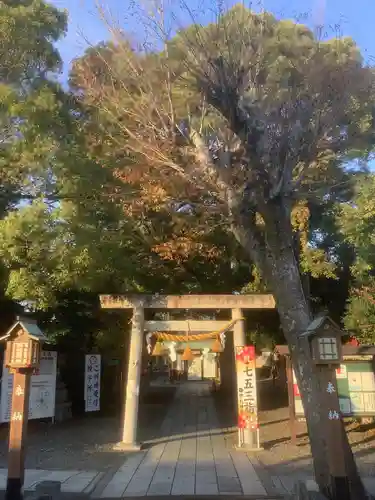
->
<box><xmin>72</xmin><ymin>5</ymin><xmax>375</xmax><ymax>299</ymax></box>
<box><xmin>70</xmin><ymin>5</ymin><xmax>375</xmax><ymax>496</ymax></box>
<box><xmin>1</xmin><ymin>2</ymin><xmax>374</xmax><ymax>322</ymax></box>
<box><xmin>2</xmin><ymin>5</ymin><xmax>375</xmax><ymax>493</ymax></box>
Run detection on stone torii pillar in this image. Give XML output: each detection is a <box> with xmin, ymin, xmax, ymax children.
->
<box><xmin>232</xmin><ymin>307</ymin><xmax>246</xmax><ymax>411</ymax></box>
<box><xmin>118</xmin><ymin>303</ymin><xmax>144</xmax><ymax>450</ymax></box>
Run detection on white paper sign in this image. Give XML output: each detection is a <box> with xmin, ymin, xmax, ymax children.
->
<box><xmin>335</xmin><ymin>365</ymin><xmax>347</xmax><ymax>379</ymax></box>
<box><xmin>84</xmin><ymin>354</ymin><xmax>101</xmax><ymax>412</ymax></box>
<box><xmin>350</xmin><ymin>392</ymin><xmax>365</xmax><ymax>412</ymax></box>
<box><xmin>339</xmin><ymin>398</ymin><xmax>351</xmax><ymax>415</ymax></box>
<box><xmin>360</xmin><ymin>372</ymin><xmax>375</xmax><ymax>392</ymax></box>
<box><xmin>348</xmin><ymin>372</ymin><xmax>362</xmax><ymax>392</ymax></box>
<box><xmin>0</xmin><ymin>351</ymin><xmax>57</xmax><ymax>422</ymax></box>
<box><xmin>363</xmin><ymin>392</ymin><xmax>375</xmax><ymax>413</ymax></box>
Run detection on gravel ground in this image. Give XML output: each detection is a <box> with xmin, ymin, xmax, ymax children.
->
<box><xmin>255</xmin><ymin>405</ymin><xmax>375</xmax><ymax>477</ymax></box>
<box><xmin>240</xmin><ymin>378</ymin><xmax>375</xmax><ymax>479</ymax></box>
<box><xmin>0</xmin><ymin>387</ymin><xmax>176</xmax><ymax>471</ymax></box>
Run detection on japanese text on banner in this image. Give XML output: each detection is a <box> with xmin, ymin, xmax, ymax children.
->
<box><xmin>235</xmin><ymin>346</ymin><xmax>258</xmax><ymax>430</ymax></box>
<box><xmin>84</xmin><ymin>354</ymin><xmax>101</xmax><ymax>412</ymax></box>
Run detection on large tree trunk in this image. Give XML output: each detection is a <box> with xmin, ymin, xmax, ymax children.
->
<box><xmin>233</xmin><ymin>207</ymin><xmax>367</xmax><ymax>500</ymax></box>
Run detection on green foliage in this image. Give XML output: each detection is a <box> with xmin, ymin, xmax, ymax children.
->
<box><xmin>344</xmin><ymin>280</ymin><xmax>375</xmax><ymax>343</ymax></box>
<box><xmin>0</xmin><ymin>0</ymin><xmax>68</xmax><ymax>301</ymax></box>
<box><xmin>0</xmin><ymin>0</ymin><xmax>67</xmax><ymax>214</ymax></box>
<box><xmin>0</xmin><ymin>201</ymin><xmax>92</xmax><ymax>307</ymax></box>
<box><xmin>1</xmin><ymin>1</ymin><xmax>374</xmax><ymax>357</ymax></box>
<box><xmin>339</xmin><ymin>174</ymin><xmax>375</xmax><ymax>276</ymax></box>
<box><xmin>241</xmin><ymin>267</ymin><xmax>268</xmax><ymax>293</ymax></box>
<box><xmin>0</xmin><ymin>1</ymin><xmax>174</xmax><ymax>309</ymax></box>
<box><xmin>339</xmin><ymin>174</ymin><xmax>375</xmax><ymax>341</ymax></box>
<box><xmin>0</xmin><ymin>0</ymin><xmax>67</xmax><ymax>83</ymax></box>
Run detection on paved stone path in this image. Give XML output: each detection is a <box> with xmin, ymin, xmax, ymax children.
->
<box><xmin>0</xmin><ymin>468</ymin><xmax>103</xmax><ymax>494</ymax></box>
<box><xmin>100</xmin><ymin>381</ymin><xmax>267</xmax><ymax>497</ymax></box>
<box><xmin>3</xmin><ymin>380</ymin><xmax>375</xmax><ymax>497</ymax></box>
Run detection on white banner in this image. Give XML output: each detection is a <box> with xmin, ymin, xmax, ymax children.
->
<box><xmin>0</xmin><ymin>351</ymin><xmax>57</xmax><ymax>422</ymax></box>
<box><xmin>84</xmin><ymin>354</ymin><xmax>101</xmax><ymax>412</ymax></box>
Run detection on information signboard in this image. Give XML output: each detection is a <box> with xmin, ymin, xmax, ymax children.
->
<box><xmin>293</xmin><ymin>357</ymin><xmax>375</xmax><ymax>417</ymax></box>
<box><xmin>84</xmin><ymin>354</ymin><xmax>101</xmax><ymax>412</ymax></box>
<box><xmin>0</xmin><ymin>350</ymin><xmax>57</xmax><ymax>422</ymax></box>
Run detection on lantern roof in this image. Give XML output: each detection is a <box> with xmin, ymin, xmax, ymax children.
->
<box><xmin>0</xmin><ymin>316</ymin><xmax>46</xmax><ymax>342</ymax></box>
<box><xmin>300</xmin><ymin>314</ymin><xmax>345</xmax><ymax>339</ymax></box>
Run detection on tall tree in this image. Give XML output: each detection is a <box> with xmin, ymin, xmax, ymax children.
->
<box><xmin>0</xmin><ymin>0</ymin><xmax>67</xmax><ymax>204</ymax></box>
<box><xmin>0</xmin><ymin>0</ymin><xmax>67</xmax><ymax>310</ymax></box>
<box><xmin>73</xmin><ymin>5</ymin><xmax>375</xmax><ymax>497</ymax></box>
<box><xmin>0</xmin><ymin>1</ymin><xmax>168</xmax><ymax>308</ymax></box>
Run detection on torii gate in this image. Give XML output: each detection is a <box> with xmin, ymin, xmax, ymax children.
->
<box><xmin>100</xmin><ymin>294</ymin><xmax>275</xmax><ymax>449</ymax></box>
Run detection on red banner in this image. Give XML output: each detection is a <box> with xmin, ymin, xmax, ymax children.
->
<box><xmin>235</xmin><ymin>346</ymin><xmax>258</xmax><ymax>431</ymax></box>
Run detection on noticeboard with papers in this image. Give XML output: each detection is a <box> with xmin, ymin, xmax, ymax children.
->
<box><xmin>294</xmin><ymin>357</ymin><xmax>375</xmax><ymax>417</ymax></box>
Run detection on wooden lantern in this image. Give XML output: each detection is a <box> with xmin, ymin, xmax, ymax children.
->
<box><xmin>0</xmin><ymin>316</ymin><xmax>46</xmax><ymax>370</ymax></box>
<box><xmin>301</xmin><ymin>314</ymin><xmax>344</xmax><ymax>365</ymax></box>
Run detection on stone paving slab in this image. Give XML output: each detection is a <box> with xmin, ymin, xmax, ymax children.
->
<box><xmin>0</xmin><ymin>469</ymin><xmax>102</xmax><ymax>494</ymax></box>
<box><xmin>99</xmin><ymin>381</ymin><xmax>267</xmax><ymax>497</ymax></box>
<box><xmin>98</xmin><ymin>497</ymin><xmax>283</xmax><ymax>500</ymax></box>
<box><xmin>101</xmin><ymin>453</ymin><xmax>146</xmax><ymax>498</ymax></box>
<box><xmin>271</xmin><ymin>475</ymin><xmax>375</xmax><ymax>496</ymax></box>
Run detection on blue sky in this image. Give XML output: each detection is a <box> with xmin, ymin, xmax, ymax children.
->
<box><xmin>50</xmin><ymin>0</ymin><xmax>375</xmax><ymax>79</ymax></box>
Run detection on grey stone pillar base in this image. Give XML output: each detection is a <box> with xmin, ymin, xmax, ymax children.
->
<box><xmin>112</xmin><ymin>441</ymin><xmax>143</xmax><ymax>452</ymax></box>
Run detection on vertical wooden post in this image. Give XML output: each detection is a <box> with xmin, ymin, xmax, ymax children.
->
<box><xmin>285</xmin><ymin>355</ymin><xmax>297</xmax><ymax>444</ymax></box>
<box><xmin>6</xmin><ymin>369</ymin><xmax>31</xmax><ymax>500</ymax></box>
<box><xmin>319</xmin><ymin>366</ymin><xmax>350</xmax><ymax>500</ymax></box>
<box><xmin>120</xmin><ymin>304</ymin><xmax>144</xmax><ymax>449</ymax></box>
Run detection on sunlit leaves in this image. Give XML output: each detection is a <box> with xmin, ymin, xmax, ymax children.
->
<box><xmin>339</xmin><ymin>174</ymin><xmax>375</xmax><ymax>340</ymax></box>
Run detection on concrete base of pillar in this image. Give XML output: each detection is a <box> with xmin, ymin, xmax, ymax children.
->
<box><xmin>234</xmin><ymin>444</ymin><xmax>264</xmax><ymax>452</ymax></box>
<box><xmin>113</xmin><ymin>442</ymin><xmax>143</xmax><ymax>452</ymax></box>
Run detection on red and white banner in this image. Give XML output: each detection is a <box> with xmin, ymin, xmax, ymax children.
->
<box><xmin>235</xmin><ymin>346</ymin><xmax>258</xmax><ymax>431</ymax></box>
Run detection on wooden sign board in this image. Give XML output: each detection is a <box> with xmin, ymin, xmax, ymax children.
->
<box><xmin>293</xmin><ymin>358</ymin><xmax>375</xmax><ymax>417</ymax></box>
<box><xmin>0</xmin><ymin>351</ymin><xmax>57</xmax><ymax>422</ymax></box>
